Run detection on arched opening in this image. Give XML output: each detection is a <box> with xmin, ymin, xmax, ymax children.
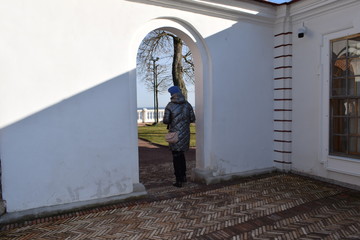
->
<box><xmin>136</xmin><ymin>29</ymin><xmax>196</xmax><ymax>188</ymax></box>
<box><xmin>128</xmin><ymin>18</ymin><xmax>212</xmax><ymax>189</ymax></box>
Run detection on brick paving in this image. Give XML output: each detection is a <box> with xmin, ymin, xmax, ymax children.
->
<box><xmin>1</xmin><ymin>139</ymin><xmax>360</xmax><ymax>239</ymax></box>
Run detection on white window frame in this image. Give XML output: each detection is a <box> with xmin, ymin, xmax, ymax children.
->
<box><xmin>321</xmin><ymin>29</ymin><xmax>360</xmax><ymax>177</ymax></box>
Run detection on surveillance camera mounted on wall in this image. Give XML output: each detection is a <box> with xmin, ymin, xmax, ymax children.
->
<box><xmin>298</xmin><ymin>23</ymin><xmax>307</xmax><ymax>38</ymax></box>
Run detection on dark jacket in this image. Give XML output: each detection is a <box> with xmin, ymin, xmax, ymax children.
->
<box><xmin>163</xmin><ymin>92</ymin><xmax>196</xmax><ymax>151</ymax></box>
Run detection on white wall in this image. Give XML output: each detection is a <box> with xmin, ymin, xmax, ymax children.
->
<box><xmin>209</xmin><ymin>22</ymin><xmax>275</xmax><ymax>175</ymax></box>
<box><xmin>0</xmin><ymin>0</ymin><xmax>139</xmax><ymax>212</ymax></box>
<box><xmin>290</xmin><ymin>0</ymin><xmax>360</xmax><ymax>186</ymax></box>
<box><xmin>0</xmin><ymin>0</ymin><xmax>276</xmax><ymax>212</ymax></box>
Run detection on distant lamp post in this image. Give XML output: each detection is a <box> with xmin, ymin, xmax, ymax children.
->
<box><xmin>151</xmin><ymin>57</ymin><xmax>160</xmax><ymax>124</ymax></box>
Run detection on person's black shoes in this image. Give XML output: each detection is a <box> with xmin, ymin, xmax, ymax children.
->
<box><xmin>173</xmin><ymin>176</ymin><xmax>187</xmax><ymax>187</ymax></box>
<box><xmin>173</xmin><ymin>182</ymin><xmax>183</xmax><ymax>188</ymax></box>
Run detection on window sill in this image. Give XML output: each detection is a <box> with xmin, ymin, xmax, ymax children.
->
<box><xmin>326</xmin><ymin>155</ymin><xmax>360</xmax><ymax>177</ymax></box>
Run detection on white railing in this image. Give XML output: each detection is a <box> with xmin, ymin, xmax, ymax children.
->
<box><xmin>137</xmin><ymin>108</ymin><xmax>165</xmax><ymax>123</ymax></box>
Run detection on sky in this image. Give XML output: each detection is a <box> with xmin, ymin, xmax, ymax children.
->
<box><xmin>137</xmin><ymin>78</ymin><xmax>195</xmax><ymax>109</ymax></box>
<box><xmin>266</xmin><ymin>0</ymin><xmax>292</xmax><ymax>3</ymax></box>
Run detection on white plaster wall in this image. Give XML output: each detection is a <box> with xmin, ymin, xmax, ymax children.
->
<box><xmin>0</xmin><ymin>0</ymin><xmax>140</xmax><ymax>212</ymax></box>
<box><xmin>290</xmin><ymin>0</ymin><xmax>360</xmax><ymax>185</ymax></box>
<box><xmin>0</xmin><ymin>0</ymin><xmax>276</xmax><ymax>212</ymax></box>
<box><xmin>209</xmin><ymin>22</ymin><xmax>275</xmax><ymax>176</ymax></box>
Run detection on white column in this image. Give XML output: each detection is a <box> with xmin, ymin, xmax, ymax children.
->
<box><xmin>142</xmin><ymin>108</ymin><xmax>148</xmax><ymax>123</ymax></box>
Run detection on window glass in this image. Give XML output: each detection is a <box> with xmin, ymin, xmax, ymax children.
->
<box><xmin>347</xmin><ymin>78</ymin><xmax>360</xmax><ymax>96</ymax></box>
<box><xmin>330</xmin><ymin>99</ymin><xmax>347</xmax><ymax>116</ymax></box>
<box><xmin>332</xmin><ymin>117</ymin><xmax>347</xmax><ymax>134</ymax></box>
<box><xmin>332</xmin><ymin>78</ymin><xmax>346</xmax><ymax>96</ymax></box>
<box><xmin>332</xmin><ymin>40</ymin><xmax>347</xmax><ymax>59</ymax></box>
<box><xmin>349</xmin><ymin>118</ymin><xmax>360</xmax><ymax>134</ymax></box>
<box><xmin>347</xmin><ymin>99</ymin><xmax>357</xmax><ymax>116</ymax></box>
<box><xmin>348</xmin><ymin>36</ymin><xmax>360</xmax><ymax>57</ymax></box>
<box><xmin>332</xmin><ymin>59</ymin><xmax>347</xmax><ymax>77</ymax></box>
<box><xmin>349</xmin><ymin>137</ymin><xmax>360</xmax><ymax>155</ymax></box>
<box><xmin>349</xmin><ymin>58</ymin><xmax>360</xmax><ymax>76</ymax></box>
<box><xmin>331</xmin><ymin>136</ymin><xmax>347</xmax><ymax>153</ymax></box>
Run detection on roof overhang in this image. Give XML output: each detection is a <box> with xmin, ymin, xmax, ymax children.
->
<box><xmin>126</xmin><ymin>0</ymin><xmax>277</xmax><ymax>24</ymax></box>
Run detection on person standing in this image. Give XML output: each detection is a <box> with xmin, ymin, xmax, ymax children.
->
<box><xmin>163</xmin><ymin>86</ymin><xmax>196</xmax><ymax>188</ymax></box>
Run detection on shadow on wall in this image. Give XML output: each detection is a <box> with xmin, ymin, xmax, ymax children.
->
<box><xmin>0</xmin><ymin>72</ymin><xmax>139</xmax><ymax>212</ymax></box>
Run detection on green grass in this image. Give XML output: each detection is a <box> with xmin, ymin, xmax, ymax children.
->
<box><xmin>138</xmin><ymin>122</ymin><xmax>196</xmax><ymax>147</ymax></box>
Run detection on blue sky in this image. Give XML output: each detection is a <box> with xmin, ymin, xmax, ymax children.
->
<box><xmin>137</xmin><ymin>78</ymin><xmax>195</xmax><ymax>108</ymax></box>
<box><xmin>266</xmin><ymin>0</ymin><xmax>292</xmax><ymax>3</ymax></box>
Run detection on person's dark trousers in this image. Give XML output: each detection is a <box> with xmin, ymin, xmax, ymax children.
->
<box><xmin>172</xmin><ymin>151</ymin><xmax>186</xmax><ymax>184</ymax></box>
<box><xmin>180</xmin><ymin>152</ymin><xmax>187</xmax><ymax>182</ymax></box>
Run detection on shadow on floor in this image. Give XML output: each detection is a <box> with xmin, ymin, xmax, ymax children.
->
<box><xmin>138</xmin><ymin>138</ymin><xmax>196</xmax><ymax>189</ymax></box>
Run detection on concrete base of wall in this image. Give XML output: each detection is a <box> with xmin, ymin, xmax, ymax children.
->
<box><xmin>0</xmin><ymin>183</ymin><xmax>146</xmax><ymax>225</ymax></box>
<box><xmin>291</xmin><ymin>170</ymin><xmax>360</xmax><ymax>191</ymax></box>
<box><xmin>192</xmin><ymin>167</ymin><xmax>277</xmax><ymax>185</ymax></box>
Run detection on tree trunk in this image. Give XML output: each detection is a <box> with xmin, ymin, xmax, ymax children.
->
<box><xmin>155</xmin><ymin>86</ymin><xmax>159</xmax><ymax>123</ymax></box>
<box><xmin>155</xmin><ymin>64</ymin><xmax>159</xmax><ymax>124</ymax></box>
<box><xmin>172</xmin><ymin>36</ymin><xmax>188</xmax><ymax>99</ymax></box>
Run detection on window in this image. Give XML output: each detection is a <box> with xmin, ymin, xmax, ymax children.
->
<box><xmin>330</xmin><ymin>34</ymin><xmax>360</xmax><ymax>158</ymax></box>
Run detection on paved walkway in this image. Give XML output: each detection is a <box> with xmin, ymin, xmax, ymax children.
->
<box><xmin>1</xmin><ymin>139</ymin><xmax>360</xmax><ymax>239</ymax></box>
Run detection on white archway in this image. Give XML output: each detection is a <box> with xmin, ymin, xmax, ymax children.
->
<box><xmin>128</xmin><ymin>17</ymin><xmax>213</xmax><ymax>185</ymax></box>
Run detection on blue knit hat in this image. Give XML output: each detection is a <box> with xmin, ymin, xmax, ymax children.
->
<box><xmin>168</xmin><ymin>86</ymin><xmax>181</xmax><ymax>96</ymax></box>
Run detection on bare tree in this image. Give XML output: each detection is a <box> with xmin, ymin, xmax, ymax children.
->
<box><xmin>143</xmin><ymin>58</ymin><xmax>171</xmax><ymax>123</ymax></box>
<box><xmin>182</xmin><ymin>49</ymin><xmax>195</xmax><ymax>85</ymax></box>
<box><xmin>137</xmin><ymin>30</ymin><xmax>194</xmax><ymax>100</ymax></box>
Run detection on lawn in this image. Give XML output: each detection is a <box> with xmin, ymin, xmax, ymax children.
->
<box><xmin>138</xmin><ymin>122</ymin><xmax>196</xmax><ymax>147</ymax></box>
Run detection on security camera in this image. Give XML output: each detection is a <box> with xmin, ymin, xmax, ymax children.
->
<box><xmin>298</xmin><ymin>26</ymin><xmax>306</xmax><ymax>38</ymax></box>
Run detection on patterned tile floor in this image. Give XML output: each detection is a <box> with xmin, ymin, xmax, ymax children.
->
<box><xmin>1</xmin><ymin>139</ymin><xmax>360</xmax><ymax>239</ymax></box>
